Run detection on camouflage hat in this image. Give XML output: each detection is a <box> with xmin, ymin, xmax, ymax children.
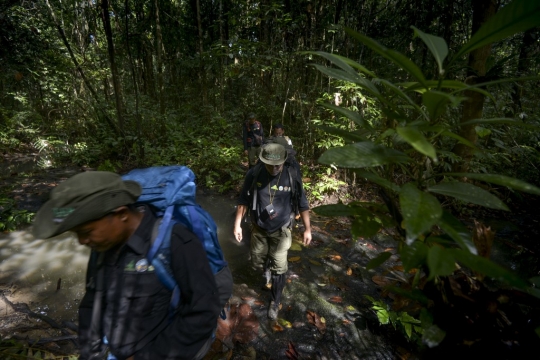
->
<box><xmin>32</xmin><ymin>171</ymin><xmax>141</xmax><ymax>239</ymax></box>
<box><xmin>259</xmin><ymin>143</ymin><xmax>288</xmax><ymax>166</ymax></box>
<box><xmin>247</xmin><ymin>113</ymin><xmax>256</xmax><ymax>120</ymax></box>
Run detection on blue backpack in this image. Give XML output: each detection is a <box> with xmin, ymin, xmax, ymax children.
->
<box><xmin>122</xmin><ymin>166</ymin><xmax>233</xmax><ymax>318</ymax></box>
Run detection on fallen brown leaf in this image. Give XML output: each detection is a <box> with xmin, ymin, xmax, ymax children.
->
<box><xmin>306</xmin><ymin>310</ymin><xmax>326</xmax><ymax>334</ymax></box>
<box><xmin>328</xmin><ymin>296</ymin><xmax>343</xmax><ymax>303</ymax></box>
<box><xmin>285</xmin><ymin>341</ymin><xmax>299</xmax><ymax>360</ymax></box>
<box><xmin>346</xmin><ymin>268</ymin><xmax>353</xmax><ymax>276</ymax></box>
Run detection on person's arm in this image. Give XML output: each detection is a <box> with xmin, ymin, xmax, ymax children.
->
<box><xmin>234</xmin><ymin>205</ymin><xmax>247</xmax><ymax>242</ymax></box>
<box><xmin>300</xmin><ymin>209</ymin><xmax>312</xmax><ymax>245</ymax></box>
<box><xmin>137</xmin><ymin>227</ymin><xmax>220</xmax><ymax>360</ymax></box>
<box><xmin>242</xmin><ymin>122</ymin><xmax>248</xmax><ymax>154</ymax></box>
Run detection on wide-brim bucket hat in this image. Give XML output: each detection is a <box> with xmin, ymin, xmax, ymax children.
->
<box><xmin>32</xmin><ymin>171</ymin><xmax>141</xmax><ymax>239</ymax></box>
<box><xmin>259</xmin><ymin>143</ymin><xmax>288</xmax><ymax>166</ymax></box>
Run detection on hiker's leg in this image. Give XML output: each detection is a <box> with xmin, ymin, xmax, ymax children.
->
<box><xmin>247</xmin><ymin>146</ymin><xmax>260</xmax><ymax>168</ymax></box>
<box><xmin>266</xmin><ymin>226</ymin><xmax>292</xmax><ymax>275</ymax></box>
<box><xmin>270</xmin><ymin>273</ymin><xmax>286</xmax><ymax>304</ymax></box>
<box><xmin>250</xmin><ymin>225</ymin><xmax>269</xmax><ymax>272</ymax></box>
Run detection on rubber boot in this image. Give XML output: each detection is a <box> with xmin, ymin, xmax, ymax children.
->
<box><xmin>268</xmin><ymin>273</ymin><xmax>286</xmax><ymax>320</ymax></box>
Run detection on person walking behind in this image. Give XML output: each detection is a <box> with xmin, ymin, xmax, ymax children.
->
<box><xmin>242</xmin><ymin>113</ymin><xmax>264</xmax><ymax>169</ymax></box>
<box><xmin>32</xmin><ymin>171</ymin><xmax>220</xmax><ymax>360</ymax></box>
<box><xmin>268</xmin><ymin>123</ymin><xmax>293</xmax><ymax>148</ymax></box>
<box><xmin>233</xmin><ymin>143</ymin><xmax>312</xmax><ymax>320</ymax></box>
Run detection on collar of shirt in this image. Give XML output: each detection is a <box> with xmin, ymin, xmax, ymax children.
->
<box><xmin>124</xmin><ymin>205</ymin><xmax>156</xmax><ymax>256</ymax></box>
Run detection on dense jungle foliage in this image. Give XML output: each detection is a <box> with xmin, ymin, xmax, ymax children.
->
<box><xmin>1</xmin><ymin>0</ymin><xmax>540</xmax><ymax>357</ymax></box>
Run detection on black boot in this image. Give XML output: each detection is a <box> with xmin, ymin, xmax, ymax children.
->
<box><xmin>268</xmin><ymin>273</ymin><xmax>285</xmax><ymax>320</ymax></box>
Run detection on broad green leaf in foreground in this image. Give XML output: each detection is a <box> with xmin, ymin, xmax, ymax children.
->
<box><xmin>313</xmin><ymin>203</ymin><xmax>355</xmax><ymax>216</ymax></box>
<box><xmin>355</xmin><ymin>170</ymin><xmax>401</xmax><ymax>193</ymax></box>
<box><xmin>396</xmin><ymin>126</ymin><xmax>437</xmax><ymax>160</ymax></box>
<box><xmin>443</xmin><ymin>173</ymin><xmax>540</xmax><ymax>196</ymax></box>
<box><xmin>411</xmin><ymin>26</ymin><xmax>448</xmax><ymax>75</ymax></box>
<box><xmin>400</xmin><ymin>241</ymin><xmax>429</xmax><ymax>272</ymax></box>
<box><xmin>366</xmin><ymin>252</ymin><xmax>392</xmax><ymax>270</ymax></box>
<box><xmin>399</xmin><ymin>183</ymin><xmax>442</xmax><ymax>243</ymax></box>
<box><xmin>320</xmin><ymin>103</ymin><xmax>374</xmax><ymax>131</ymax></box>
<box><xmin>311</xmin><ymin>65</ymin><xmax>380</xmax><ymax>96</ymax></box>
<box><xmin>427</xmin><ymin>246</ymin><xmax>456</xmax><ymax>280</ymax></box>
<box><xmin>316</xmin><ymin>125</ymin><xmax>369</xmax><ymax>143</ymax></box>
<box><xmin>428</xmin><ymin>182</ymin><xmax>509</xmax><ymax>211</ymax></box>
<box><xmin>450</xmin><ymin>249</ymin><xmax>529</xmax><ymax>289</ymax></box>
<box><xmin>437</xmin><ymin>211</ymin><xmax>476</xmax><ymax>254</ymax></box>
<box><xmin>344</xmin><ymin>28</ymin><xmax>427</xmax><ymax>88</ymax></box>
<box><xmin>453</xmin><ymin>0</ymin><xmax>540</xmax><ymax>61</ymax></box>
<box><xmin>319</xmin><ymin>142</ymin><xmax>411</xmax><ymax>168</ymax></box>
<box><xmin>422</xmin><ymin>91</ymin><xmax>465</xmax><ymax>121</ymax></box>
<box><xmin>459</xmin><ymin>117</ymin><xmax>540</xmax><ymax>130</ymax></box>
<box><xmin>351</xmin><ymin>214</ymin><xmax>382</xmax><ymax>238</ymax></box>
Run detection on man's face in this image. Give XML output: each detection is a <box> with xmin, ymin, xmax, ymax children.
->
<box><xmin>265</xmin><ymin>163</ymin><xmax>284</xmax><ymax>176</ymax></box>
<box><xmin>72</xmin><ymin>209</ymin><xmax>130</xmax><ymax>252</ymax></box>
<box><xmin>273</xmin><ymin>128</ymin><xmax>284</xmax><ymax>136</ymax></box>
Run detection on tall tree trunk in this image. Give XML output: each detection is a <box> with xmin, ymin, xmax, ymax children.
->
<box><xmin>507</xmin><ymin>28</ymin><xmax>539</xmax><ymax>117</ymax></box>
<box><xmin>196</xmin><ymin>0</ymin><xmax>207</xmax><ymax>105</ymax></box>
<box><xmin>100</xmin><ymin>0</ymin><xmax>124</xmax><ymax>131</ymax></box>
<box><xmin>125</xmin><ymin>0</ymin><xmax>144</xmax><ymax>162</ymax></box>
<box><xmin>452</xmin><ymin>0</ymin><xmax>498</xmax><ymax>173</ymax></box>
<box><xmin>154</xmin><ymin>0</ymin><xmax>165</xmax><ymax>117</ymax></box>
<box><xmin>44</xmin><ymin>0</ymin><xmax>118</xmax><ymax>135</ymax></box>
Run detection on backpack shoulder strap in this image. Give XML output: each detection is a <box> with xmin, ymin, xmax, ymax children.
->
<box><xmin>148</xmin><ymin>207</ymin><xmax>181</xmax><ymax>314</ymax></box>
<box><xmin>250</xmin><ymin>163</ymin><xmax>264</xmax><ymax>211</ymax></box>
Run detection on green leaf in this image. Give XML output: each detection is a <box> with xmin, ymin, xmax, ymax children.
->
<box><xmin>318</xmin><ymin>142</ymin><xmax>411</xmax><ymax>168</ymax></box>
<box><xmin>437</xmin><ymin>211</ymin><xmax>476</xmax><ymax>254</ymax></box>
<box><xmin>428</xmin><ymin>182</ymin><xmax>509</xmax><ymax>211</ymax></box>
<box><xmin>375</xmin><ymin>78</ymin><xmax>427</xmax><ymax>119</ymax></box>
<box><xmin>443</xmin><ymin>173</ymin><xmax>540</xmax><ymax>196</ymax></box>
<box><xmin>400</xmin><ymin>241</ymin><xmax>429</xmax><ymax>272</ymax></box>
<box><xmin>355</xmin><ymin>170</ymin><xmax>401</xmax><ymax>193</ymax></box>
<box><xmin>399</xmin><ymin>183</ymin><xmax>442</xmax><ymax>243</ymax></box>
<box><xmin>313</xmin><ymin>203</ymin><xmax>355</xmax><ymax>216</ymax></box>
<box><xmin>309</xmin><ymin>51</ymin><xmax>361</xmax><ymax>78</ymax></box>
<box><xmin>376</xmin><ymin>308</ymin><xmax>390</xmax><ymax>324</ymax></box>
<box><xmin>459</xmin><ymin>117</ymin><xmax>540</xmax><ymax>130</ymax></box>
<box><xmin>317</xmin><ymin>51</ymin><xmax>377</xmax><ymax>78</ymax></box>
<box><xmin>450</xmin><ymin>249</ymin><xmax>529</xmax><ymax>288</ymax></box>
<box><xmin>422</xmin><ymin>91</ymin><xmax>465</xmax><ymax>120</ymax></box>
<box><xmin>351</xmin><ymin>214</ymin><xmax>382</xmax><ymax>238</ymax></box>
<box><xmin>427</xmin><ymin>246</ymin><xmax>456</xmax><ymax>280</ymax></box>
<box><xmin>411</xmin><ymin>26</ymin><xmax>448</xmax><ymax>75</ymax></box>
<box><xmin>311</xmin><ymin>64</ymin><xmax>380</xmax><ymax>96</ymax></box>
<box><xmin>387</xmin><ymin>286</ymin><xmax>429</xmax><ymax>305</ymax></box>
<box><xmin>344</xmin><ymin>28</ymin><xmax>427</xmax><ymax>88</ymax></box>
<box><xmin>453</xmin><ymin>0</ymin><xmax>540</xmax><ymax>61</ymax></box>
<box><xmin>366</xmin><ymin>252</ymin><xmax>392</xmax><ymax>270</ymax></box>
<box><xmin>320</xmin><ymin>103</ymin><xmax>374</xmax><ymax>131</ymax></box>
<box><xmin>422</xmin><ymin>325</ymin><xmax>446</xmax><ymax>348</ymax></box>
<box><xmin>396</xmin><ymin>126</ymin><xmax>437</xmax><ymax>160</ymax></box>
<box><xmin>316</xmin><ymin>125</ymin><xmax>369</xmax><ymax>142</ymax></box>
<box><xmin>475</xmin><ymin>126</ymin><xmax>491</xmax><ymax>138</ymax></box>
<box><xmin>441</xmin><ymin>130</ymin><xmax>478</xmax><ymax>149</ymax></box>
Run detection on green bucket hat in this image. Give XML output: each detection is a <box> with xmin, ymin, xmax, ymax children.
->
<box><xmin>259</xmin><ymin>143</ymin><xmax>288</xmax><ymax>166</ymax></box>
<box><xmin>32</xmin><ymin>171</ymin><xmax>141</xmax><ymax>239</ymax></box>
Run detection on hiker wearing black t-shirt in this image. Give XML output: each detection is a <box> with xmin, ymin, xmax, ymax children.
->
<box><xmin>233</xmin><ymin>143</ymin><xmax>312</xmax><ymax>320</ymax></box>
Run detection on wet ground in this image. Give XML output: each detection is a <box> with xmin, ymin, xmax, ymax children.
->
<box><xmin>1</xmin><ymin>161</ymin><xmax>540</xmax><ymax>359</ymax></box>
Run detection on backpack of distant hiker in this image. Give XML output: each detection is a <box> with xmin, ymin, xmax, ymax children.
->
<box><xmin>122</xmin><ymin>166</ymin><xmax>233</xmax><ymax>318</ymax></box>
<box><xmin>245</xmin><ymin>120</ymin><xmax>263</xmax><ymax>146</ymax></box>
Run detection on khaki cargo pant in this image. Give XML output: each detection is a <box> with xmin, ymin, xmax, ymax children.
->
<box><xmin>247</xmin><ymin>146</ymin><xmax>261</xmax><ymax>167</ymax></box>
<box><xmin>250</xmin><ymin>224</ymin><xmax>292</xmax><ymax>275</ymax></box>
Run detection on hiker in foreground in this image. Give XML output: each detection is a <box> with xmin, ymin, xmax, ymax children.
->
<box><xmin>233</xmin><ymin>143</ymin><xmax>312</xmax><ymax>320</ymax></box>
<box><xmin>32</xmin><ymin>171</ymin><xmax>222</xmax><ymax>360</ymax></box>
